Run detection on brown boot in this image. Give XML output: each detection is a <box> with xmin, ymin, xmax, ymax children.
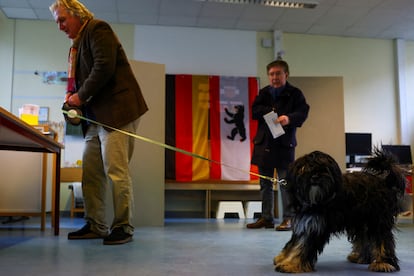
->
<box><xmin>275</xmin><ymin>219</ymin><xmax>292</xmax><ymax>231</ymax></box>
<box><xmin>246</xmin><ymin>218</ymin><xmax>274</xmax><ymax>229</ymax></box>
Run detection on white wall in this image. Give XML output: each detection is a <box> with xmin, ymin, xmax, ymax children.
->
<box><xmin>405</xmin><ymin>41</ymin><xmax>414</xmax><ymax>149</ymax></box>
<box><xmin>0</xmin><ymin>11</ymin><xmax>14</xmax><ymax>109</ymax></box>
<box><xmin>12</xmin><ymin>20</ymin><xmax>68</xmax><ymax>121</ymax></box>
<box><xmin>134</xmin><ymin>25</ymin><xmax>257</xmax><ymax>76</ymax></box>
<box><xmin>282</xmin><ymin>33</ymin><xmax>400</xmax><ymax>148</ymax></box>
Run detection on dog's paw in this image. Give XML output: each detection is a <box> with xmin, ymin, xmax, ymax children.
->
<box><xmin>274</xmin><ymin>259</ymin><xmax>314</xmax><ymax>273</ymax></box>
<box><xmin>273</xmin><ymin>253</ymin><xmax>285</xmax><ymax>265</ymax></box>
<box><xmin>347</xmin><ymin>251</ymin><xmax>371</xmax><ymax>264</ymax></box>
<box><xmin>368</xmin><ymin>261</ymin><xmax>399</xmax><ymax>272</ymax></box>
<box><xmin>274</xmin><ymin>263</ymin><xmax>314</xmax><ymax>273</ymax></box>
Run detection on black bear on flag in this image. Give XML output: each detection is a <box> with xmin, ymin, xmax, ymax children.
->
<box><xmin>224</xmin><ymin>105</ymin><xmax>247</xmax><ymax>142</ymax></box>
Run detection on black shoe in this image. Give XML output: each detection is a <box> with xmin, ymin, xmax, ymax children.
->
<box><xmin>103</xmin><ymin>227</ymin><xmax>133</xmax><ymax>245</ymax></box>
<box><xmin>246</xmin><ymin>218</ymin><xmax>274</xmax><ymax>229</ymax></box>
<box><xmin>68</xmin><ymin>223</ymin><xmax>105</xmax><ymax>240</ymax></box>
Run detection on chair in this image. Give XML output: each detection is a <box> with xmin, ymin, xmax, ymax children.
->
<box><xmin>68</xmin><ymin>182</ymin><xmax>84</xmax><ymax>217</ymax></box>
<box><xmin>216</xmin><ymin>201</ymin><xmax>245</xmax><ymax>219</ymax></box>
<box><xmin>245</xmin><ymin>201</ymin><xmax>262</xmax><ymax>219</ymax></box>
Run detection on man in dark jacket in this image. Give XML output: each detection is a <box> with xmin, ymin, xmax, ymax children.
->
<box><xmin>247</xmin><ymin>59</ymin><xmax>309</xmax><ymax>231</ymax></box>
<box><xmin>50</xmin><ymin>0</ymin><xmax>148</xmax><ymax>244</ymax></box>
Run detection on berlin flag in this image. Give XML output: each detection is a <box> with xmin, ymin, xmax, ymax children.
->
<box><xmin>165</xmin><ymin>74</ymin><xmax>259</xmax><ymax>181</ymax></box>
<box><xmin>210</xmin><ymin>76</ymin><xmax>259</xmax><ymax>180</ymax></box>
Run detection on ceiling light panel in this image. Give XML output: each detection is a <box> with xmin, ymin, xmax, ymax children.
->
<box><xmin>196</xmin><ymin>0</ymin><xmax>319</xmax><ymax>9</ymax></box>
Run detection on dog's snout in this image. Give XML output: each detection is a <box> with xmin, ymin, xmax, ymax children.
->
<box><xmin>310</xmin><ymin>174</ymin><xmax>319</xmax><ymax>184</ymax></box>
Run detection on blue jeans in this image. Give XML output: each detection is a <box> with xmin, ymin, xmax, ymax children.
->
<box><xmin>259</xmin><ymin>167</ymin><xmax>291</xmax><ymax>221</ymax></box>
<box><xmin>82</xmin><ymin>119</ymin><xmax>138</xmax><ymax>236</ymax></box>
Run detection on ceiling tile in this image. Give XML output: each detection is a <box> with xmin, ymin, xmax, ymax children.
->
<box><xmin>334</xmin><ymin>0</ymin><xmax>383</xmax><ymax>8</ymax></box>
<box><xmin>307</xmin><ymin>24</ymin><xmax>347</xmax><ymax>37</ymax></box>
<box><xmin>354</xmin><ymin>10</ymin><xmax>403</xmax><ymax>29</ymax></box>
<box><xmin>2</xmin><ymin>7</ymin><xmax>37</xmax><ymax>19</ymax></box>
<box><xmin>236</xmin><ymin>19</ymin><xmax>275</xmax><ymax>31</ymax></box>
<box><xmin>81</xmin><ymin>0</ymin><xmax>117</xmax><ymax>13</ymax></box>
<box><xmin>117</xmin><ymin>0</ymin><xmax>161</xmax><ymax>14</ymax></box>
<box><xmin>0</xmin><ymin>0</ymin><xmax>29</xmax><ymax>8</ymax></box>
<box><xmin>378</xmin><ymin>0</ymin><xmax>414</xmax><ymax>11</ymax></box>
<box><xmin>28</xmin><ymin>0</ymin><xmax>53</xmax><ymax>9</ymax></box>
<box><xmin>94</xmin><ymin>11</ymin><xmax>118</xmax><ymax>23</ymax></box>
<box><xmin>197</xmin><ymin>16</ymin><xmax>237</xmax><ymax>29</ymax></box>
<box><xmin>34</xmin><ymin>8</ymin><xmax>53</xmax><ymax>20</ymax></box>
<box><xmin>314</xmin><ymin>7</ymin><xmax>370</xmax><ymax>27</ymax></box>
<box><xmin>160</xmin><ymin>0</ymin><xmax>202</xmax><ymax>16</ymax></box>
<box><xmin>1</xmin><ymin>0</ymin><xmax>414</xmax><ymax>40</ymax></box>
<box><xmin>159</xmin><ymin>15</ymin><xmax>198</xmax><ymax>27</ymax></box>
<box><xmin>276</xmin><ymin>6</ymin><xmax>329</xmax><ymax>25</ymax></box>
<box><xmin>342</xmin><ymin>26</ymin><xmax>383</xmax><ymax>38</ymax></box>
<box><xmin>274</xmin><ymin>22</ymin><xmax>313</xmax><ymax>34</ymax></box>
<box><xmin>119</xmin><ymin>12</ymin><xmax>158</xmax><ymax>25</ymax></box>
<box><xmin>239</xmin><ymin>5</ymin><xmax>284</xmax><ymax>21</ymax></box>
<box><xmin>199</xmin><ymin>2</ymin><xmax>244</xmax><ymax>17</ymax></box>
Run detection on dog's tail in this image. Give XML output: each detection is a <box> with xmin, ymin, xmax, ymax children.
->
<box><xmin>364</xmin><ymin>147</ymin><xmax>406</xmax><ymax>204</ymax></box>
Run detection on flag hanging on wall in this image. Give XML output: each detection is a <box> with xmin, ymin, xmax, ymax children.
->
<box><xmin>165</xmin><ymin>74</ymin><xmax>259</xmax><ymax>181</ymax></box>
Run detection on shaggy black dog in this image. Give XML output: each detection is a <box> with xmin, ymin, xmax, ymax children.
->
<box><xmin>274</xmin><ymin>149</ymin><xmax>406</xmax><ymax>273</ymax></box>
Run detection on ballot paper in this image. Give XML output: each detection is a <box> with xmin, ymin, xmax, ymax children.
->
<box><xmin>263</xmin><ymin>111</ymin><xmax>285</xmax><ymax>139</ymax></box>
<box><xmin>19</xmin><ymin>104</ymin><xmax>40</xmax><ymax>125</ymax></box>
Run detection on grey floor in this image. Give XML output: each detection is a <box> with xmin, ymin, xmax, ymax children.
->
<box><xmin>0</xmin><ymin>215</ymin><xmax>413</xmax><ymax>276</ymax></box>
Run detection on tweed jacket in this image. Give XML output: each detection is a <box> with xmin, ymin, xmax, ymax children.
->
<box><xmin>74</xmin><ymin>19</ymin><xmax>148</xmax><ymax>133</ymax></box>
<box><xmin>251</xmin><ymin>82</ymin><xmax>309</xmax><ymax>169</ymax></box>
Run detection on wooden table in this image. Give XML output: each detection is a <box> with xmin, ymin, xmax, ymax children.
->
<box><xmin>0</xmin><ymin>106</ymin><xmax>63</xmax><ymax>235</ymax></box>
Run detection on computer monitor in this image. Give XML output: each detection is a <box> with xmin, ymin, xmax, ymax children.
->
<box><xmin>346</xmin><ymin>132</ymin><xmax>371</xmax><ymax>156</ymax></box>
<box><xmin>381</xmin><ymin>145</ymin><xmax>412</xmax><ymax>165</ymax></box>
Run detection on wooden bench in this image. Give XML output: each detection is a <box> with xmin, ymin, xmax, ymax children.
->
<box><xmin>165</xmin><ymin>180</ymin><xmax>279</xmax><ymax>218</ymax></box>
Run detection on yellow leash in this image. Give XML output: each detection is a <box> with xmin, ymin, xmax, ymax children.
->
<box><xmin>62</xmin><ymin>109</ymin><xmax>280</xmax><ymax>183</ymax></box>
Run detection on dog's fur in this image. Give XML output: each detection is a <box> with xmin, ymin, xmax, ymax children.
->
<box><xmin>274</xmin><ymin>149</ymin><xmax>406</xmax><ymax>273</ymax></box>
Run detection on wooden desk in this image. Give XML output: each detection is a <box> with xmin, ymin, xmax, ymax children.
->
<box><xmin>0</xmin><ymin>107</ymin><xmax>63</xmax><ymax>235</ymax></box>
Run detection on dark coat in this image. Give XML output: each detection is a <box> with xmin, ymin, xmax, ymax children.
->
<box><xmin>75</xmin><ymin>20</ymin><xmax>148</xmax><ymax>133</ymax></box>
<box><xmin>251</xmin><ymin>82</ymin><xmax>309</xmax><ymax>169</ymax></box>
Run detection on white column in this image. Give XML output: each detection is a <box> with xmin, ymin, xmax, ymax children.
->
<box><xmin>274</xmin><ymin>30</ymin><xmax>284</xmax><ymax>60</ymax></box>
<box><xmin>394</xmin><ymin>39</ymin><xmax>409</xmax><ymax>144</ymax></box>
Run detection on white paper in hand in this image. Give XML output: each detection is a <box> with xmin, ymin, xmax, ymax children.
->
<box><xmin>263</xmin><ymin>111</ymin><xmax>285</xmax><ymax>139</ymax></box>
